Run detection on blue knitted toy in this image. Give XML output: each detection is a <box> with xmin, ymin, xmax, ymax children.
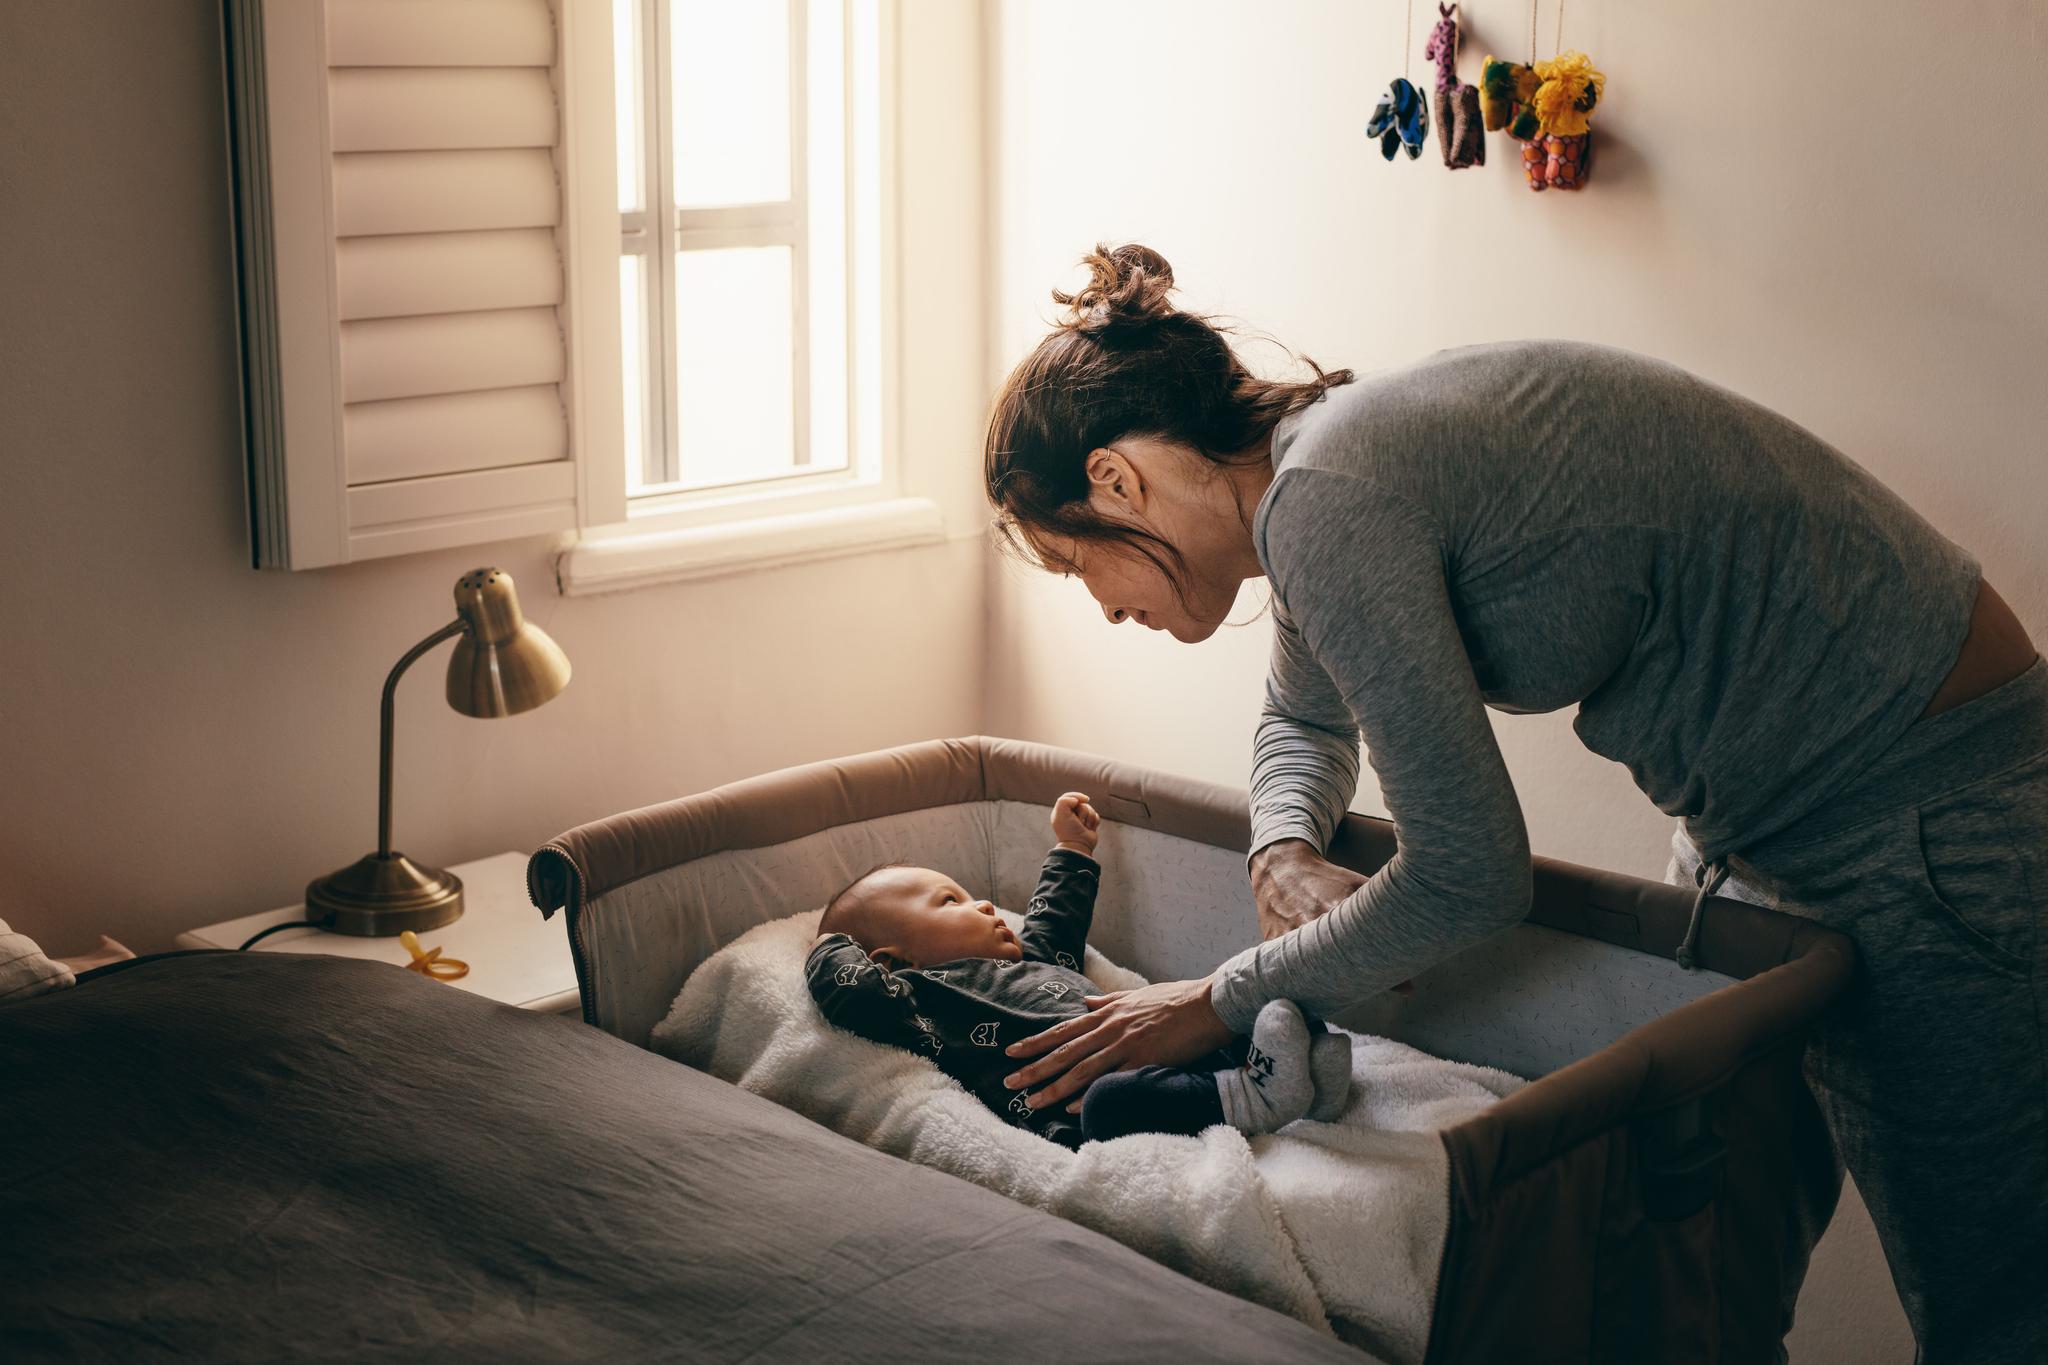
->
<box><xmin>1367</xmin><ymin>78</ymin><xmax>1429</xmax><ymax>161</ymax></box>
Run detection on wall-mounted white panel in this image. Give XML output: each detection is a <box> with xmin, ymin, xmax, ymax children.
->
<box><xmin>337</xmin><ymin>228</ymin><xmax>561</xmax><ymax>320</ymax></box>
<box><xmin>329</xmin><ymin>68</ymin><xmax>556</xmax><ymax>151</ymax></box>
<box><xmin>344</xmin><ymin>384</ymin><xmax>567</xmax><ymax>485</ymax></box>
<box><xmin>341</xmin><ymin>307</ymin><xmax>563</xmax><ymax>404</ymax></box>
<box><xmin>333</xmin><ymin>148</ymin><xmax>559</xmax><ymax>236</ymax></box>
<box><xmin>326</xmin><ymin>0</ymin><xmax>554</xmax><ymax>68</ymax></box>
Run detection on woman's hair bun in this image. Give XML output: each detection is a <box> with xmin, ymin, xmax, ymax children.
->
<box><xmin>1053</xmin><ymin>243</ymin><xmax>1177</xmax><ymax>338</ymax></box>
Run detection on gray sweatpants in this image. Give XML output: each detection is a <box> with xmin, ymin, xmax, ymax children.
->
<box><xmin>1670</xmin><ymin>659</ymin><xmax>2048</xmax><ymax>1364</ymax></box>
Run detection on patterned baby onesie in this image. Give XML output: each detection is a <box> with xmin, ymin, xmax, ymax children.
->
<box><xmin>805</xmin><ymin>849</ymin><xmax>1107</xmax><ymax>1148</ymax></box>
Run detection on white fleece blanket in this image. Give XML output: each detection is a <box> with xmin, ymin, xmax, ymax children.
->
<box><xmin>652</xmin><ymin>910</ymin><xmax>1523</xmax><ymax>1363</ymax></box>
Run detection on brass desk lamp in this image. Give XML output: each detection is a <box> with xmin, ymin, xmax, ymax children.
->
<box><xmin>306</xmin><ymin>567</ymin><xmax>571</xmax><ymax>936</ymax></box>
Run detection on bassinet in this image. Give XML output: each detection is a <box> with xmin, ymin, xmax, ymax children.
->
<box><xmin>529</xmin><ymin>737</ymin><xmax>1848</xmax><ymax>1364</ymax></box>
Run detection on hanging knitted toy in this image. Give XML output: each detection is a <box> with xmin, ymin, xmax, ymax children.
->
<box><xmin>1366</xmin><ymin>0</ymin><xmax>1429</xmax><ymax>162</ymax></box>
<box><xmin>1521</xmin><ymin>50</ymin><xmax>1603</xmax><ymax>190</ymax></box>
<box><xmin>1367</xmin><ymin>80</ymin><xmax>1429</xmax><ymax>160</ymax></box>
<box><xmin>1479</xmin><ymin>58</ymin><xmax>1542</xmax><ymax>139</ymax></box>
<box><xmin>1483</xmin><ymin>0</ymin><xmax>1606</xmax><ymax>191</ymax></box>
<box><xmin>1424</xmin><ymin>5</ymin><xmax>1484</xmax><ymax>169</ymax></box>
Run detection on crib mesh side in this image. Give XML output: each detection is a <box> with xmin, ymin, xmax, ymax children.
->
<box><xmin>989</xmin><ymin>801</ymin><xmax>1734</xmax><ymax>1078</ymax></box>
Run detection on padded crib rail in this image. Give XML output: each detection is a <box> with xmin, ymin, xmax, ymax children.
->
<box><xmin>529</xmin><ymin>735</ymin><xmax>1256</xmax><ymax>919</ymax></box>
<box><xmin>528</xmin><ymin>737</ymin><xmax>988</xmax><ymax>920</ymax></box>
<box><xmin>532</xmin><ymin>735</ymin><xmax>1837</xmax><ymax>991</ymax></box>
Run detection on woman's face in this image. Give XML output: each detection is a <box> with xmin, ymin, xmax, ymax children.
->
<box><xmin>1063</xmin><ymin>539</ymin><xmax>1232</xmax><ymax>644</ymax></box>
<box><xmin>1047</xmin><ymin>436</ymin><xmax>1262</xmax><ymax>644</ymax></box>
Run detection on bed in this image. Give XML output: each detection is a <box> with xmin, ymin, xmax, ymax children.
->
<box><xmin>528</xmin><ymin>736</ymin><xmax>1851</xmax><ymax>1364</ymax></box>
<box><xmin>0</xmin><ymin>950</ymin><xmax>1366</xmax><ymax>1363</ymax></box>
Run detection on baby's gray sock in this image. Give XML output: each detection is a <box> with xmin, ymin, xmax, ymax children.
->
<box><xmin>1216</xmin><ymin>1000</ymin><xmax>1314</xmax><ymax>1135</ymax></box>
<box><xmin>1307</xmin><ymin>1030</ymin><xmax>1354</xmax><ymax>1122</ymax></box>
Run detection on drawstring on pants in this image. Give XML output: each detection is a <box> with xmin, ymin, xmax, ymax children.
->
<box><xmin>1677</xmin><ymin>858</ymin><xmax>1728</xmax><ymax>971</ymax></box>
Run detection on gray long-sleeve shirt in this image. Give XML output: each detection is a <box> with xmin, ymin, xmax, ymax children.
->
<box><xmin>1209</xmin><ymin>339</ymin><xmax>1979</xmax><ymax>1032</ymax></box>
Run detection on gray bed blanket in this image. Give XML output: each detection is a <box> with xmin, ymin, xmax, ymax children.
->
<box><xmin>0</xmin><ymin>952</ymin><xmax>1372</xmax><ymax>1363</ymax></box>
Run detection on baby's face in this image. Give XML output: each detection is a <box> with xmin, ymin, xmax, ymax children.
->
<box><xmin>851</xmin><ymin>867</ymin><xmax>1023</xmax><ymax>968</ymax></box>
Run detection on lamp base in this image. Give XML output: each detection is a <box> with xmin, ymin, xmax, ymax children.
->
<box><xmin>306</xmin><ymin>853</ymin><xmax>464</xmax><ymax>937</ymax></box>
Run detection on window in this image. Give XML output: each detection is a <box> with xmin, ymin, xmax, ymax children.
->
<box><xmin>613</xmin><ymin>0</ymin><xmax>884</xmax><ymax>510</ymax></box>
<box><xmin>224</xmin><ymin>0</ymin><xmax>930</xmax><ymax>584</ymax></box>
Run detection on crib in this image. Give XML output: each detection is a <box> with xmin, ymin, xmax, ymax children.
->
<box><xmin>529</xmin><ymin>737</ymin><xmax>1849</xmax><ymax>1364</ymax></box>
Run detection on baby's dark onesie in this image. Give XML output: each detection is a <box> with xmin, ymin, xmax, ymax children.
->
<box><xmin>806</xmin><ymin>849</ymin><xmax>1242</xmax><ymax>1148</ymax></box>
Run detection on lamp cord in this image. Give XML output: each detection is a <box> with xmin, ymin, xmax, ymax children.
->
<box><xmin>239</xmin><ymin>919</ymin><xmax>330</xmax><ymax>951</ymax></box>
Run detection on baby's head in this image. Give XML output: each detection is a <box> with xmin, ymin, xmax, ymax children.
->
<box><xmin>819</xmin><ymin>864</ymin><xmax>1022</xmax><ymax>969</ymax></box>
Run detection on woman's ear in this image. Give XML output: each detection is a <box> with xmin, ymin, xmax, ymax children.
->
<box><xmin>1084</xmin><ymin>447</ymin><xmax>1148</xmax><ymax>517</ymax></box>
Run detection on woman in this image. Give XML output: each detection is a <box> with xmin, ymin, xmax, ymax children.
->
<box><xmin>986</xmin><ymin>244</ymin><xmax>2044</xmax><ymax>1363</ymax></box>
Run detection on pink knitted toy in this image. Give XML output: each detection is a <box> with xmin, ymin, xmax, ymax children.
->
<box><xmin>1424</xmin><ymin>4</ymin><xmax>1484</xmax><ymax>170</ymax></box>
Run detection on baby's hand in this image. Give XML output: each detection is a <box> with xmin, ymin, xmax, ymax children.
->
<box><xmin>1050</xmin><ymin>791</ymin><xmax>1101</xmax><ymax>856</ymax></box>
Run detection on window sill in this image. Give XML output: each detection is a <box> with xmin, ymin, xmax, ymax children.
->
<box><xmin>555</xmin><ymin>496</ymin><xmax>947</xmax><ymax>597</ymax></box>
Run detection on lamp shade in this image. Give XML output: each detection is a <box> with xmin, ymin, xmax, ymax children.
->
<box><xmin>445</xmin><ymin>568</ymin><xmax>571</xmax><ymax>718</ymax></box>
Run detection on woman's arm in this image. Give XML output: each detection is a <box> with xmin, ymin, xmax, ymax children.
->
<box><xmin>1249</xmin><ymin>602</ymin><xmax>1361</xmax><ymax>866</ymax></box>
<box><xmin>1003</xmin><ymin>472</ymin><xmax>1530</xmax><ymax>1111</ymax></box>
<box><xmin>1248</xmin><ymin>602</ymin><xmax>1367</xmax><ymax>939</ymax></box>
<box><xmin>1209</xmin><ymin>470</ymin><xmax>1532</xmax><ymax>1032</ymax></box>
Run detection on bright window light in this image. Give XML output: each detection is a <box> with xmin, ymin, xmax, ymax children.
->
<box><xmin>617</xmin><ymin>0</ymin><xmax>879</xmax><ymax>501</ymax></box>
<box><xmin>674</xmin><ymin>246</ymin><xmax>796</xmax><ymax>487</ymax></box>
<box><xmin>671</xmin><ymin>0</ymin><xmax>790</xmax><ymax>208</ymax></box>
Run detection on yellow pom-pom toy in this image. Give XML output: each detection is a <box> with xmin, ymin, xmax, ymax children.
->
<box><xmin>1530</xmin><ymin>50</ymin><xmax>1605</xmax><ymax>138</ymax></box>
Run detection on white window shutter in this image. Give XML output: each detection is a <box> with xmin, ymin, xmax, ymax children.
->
<box><xmin>225</xmin><ymin>0</ymin><xmax>625</xmax><ymax>569</ymax></box>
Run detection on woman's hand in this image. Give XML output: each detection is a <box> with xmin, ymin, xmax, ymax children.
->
<box><xmin>1001</xmin><ymin>976</ymin><xmax>1234</xmax><ymax>1113</ymax></box>
<box><xmin>1250</xmin><ymin>839</ymin><xmax>1366</xmax><ymax>940</ymax></box>
<box><xmin>1249</xmin><ymin>840</ymin><xmax>1416</xmax><ymax>995</ymax></box>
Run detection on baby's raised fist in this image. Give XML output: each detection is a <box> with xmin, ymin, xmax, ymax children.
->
<box><xmin>1050</xmin><ymin>791</ymin><xmax>1101</xmax><ymax>855</ymax></box>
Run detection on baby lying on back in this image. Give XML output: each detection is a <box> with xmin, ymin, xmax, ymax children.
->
<box><xmin>805</xmin><ymin>792</ymin><xmax>1350</xmax><ymax>1149</ymax></box>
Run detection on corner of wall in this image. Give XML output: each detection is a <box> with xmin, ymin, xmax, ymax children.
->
<box><xmin>972</xmin><ymin>0</ymin><xmax>1002</xmax><ymax>736</ymax></box>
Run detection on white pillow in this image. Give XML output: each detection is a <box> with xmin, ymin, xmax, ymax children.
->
<box><xmin>0</xmin><ymin>917</ymin><xmax>75</xmax><ymax>1002</ymax></box>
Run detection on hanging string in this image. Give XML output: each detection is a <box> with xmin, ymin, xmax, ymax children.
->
<box><xmin>1556</xmin><ymin>0</ymin><xmax>1566</xmax><ymax>56</ymax></box>
<box><xmin>1404</xmin><ymin>0</ymin><xmax>1414</xmax><ymax>80</ymax></box>
<box><xmin>1528</xmin><ymin>0</ymin><xmax>1538</xmax><ymax>64</ymax></box>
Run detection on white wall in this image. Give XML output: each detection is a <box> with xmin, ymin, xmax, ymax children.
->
<box><xmin>984</xmin><ymin>2</ymin><xmax>2046</xmax><ymax>1359</ymax></box>
<box><xmin>0</xmin><ymin>2</ymin><xmax>990</xmax><ymax>955</ymax></box>
<box><xmin>987</xmin><ymin>0</ymin><xmax>2047</xmax><ymax>876</ymax></box>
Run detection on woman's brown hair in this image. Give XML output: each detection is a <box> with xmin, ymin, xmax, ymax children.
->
<box><xmin>983</xmin><ymin>243</ymin><xmax>1352</xmax><ymax>590</ymax></box>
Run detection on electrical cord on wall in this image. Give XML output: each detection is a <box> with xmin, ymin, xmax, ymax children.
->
<box><xmin>238</xmin><ymin>919</ymin><xmax>330</xmax><ymax>951</ymax></box>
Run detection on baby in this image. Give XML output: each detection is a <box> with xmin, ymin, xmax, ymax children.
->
<box><xmin>805</xmin><ymin>792</ymin><xmax>1351</xmax><ymax>1149</ymax></box>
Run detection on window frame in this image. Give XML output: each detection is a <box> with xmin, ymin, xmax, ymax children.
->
<box><xmin>559</xmin><ymin>0</ymin><xmax>941</xmax><ymax>598</ymax></box>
